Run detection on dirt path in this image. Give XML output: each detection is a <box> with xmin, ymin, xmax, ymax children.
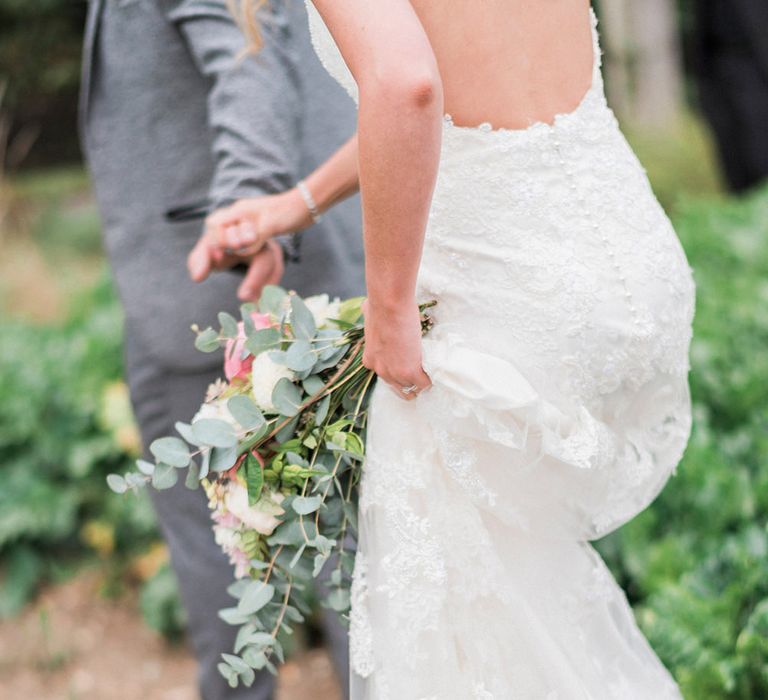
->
<box><xmin>0</xmin><ymin>570</ymin><xmax>341</xmax><ymax>700</ymax></box>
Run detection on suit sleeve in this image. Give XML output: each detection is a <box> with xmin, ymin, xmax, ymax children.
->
<box><xmin>160</xmin><ymin>0</ymin><xmax>302</xmax><ymax>208</ymax></box>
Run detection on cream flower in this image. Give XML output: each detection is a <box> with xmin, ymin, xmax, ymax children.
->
<box><xmin>225</xmin><ymin>481</ymin><xmax>285</xmax><ymax>536</ymax></box>
<box><xmin>304</xmin><ymin>293</ymin><xmax>342</xmax><ymax>328</ymax></box>
<box><xmin>251</xmin><ymin>352</ymin><xmax>294</xmax><ymax>412</ymax></box>
<box><xmin>213</xmin><ymin>525</ymin><xmax>239</xmax><ymax>552</ymax></box>
<box><xmin>193</xmin><ymin>398</ymin><xmax>239</xmax><ymax>430</ymax></box>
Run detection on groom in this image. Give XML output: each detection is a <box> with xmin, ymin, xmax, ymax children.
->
<box><xmin>79</xmin><ymin>0</ymin><xmax>364</xmax><ymax>698</ymax></box>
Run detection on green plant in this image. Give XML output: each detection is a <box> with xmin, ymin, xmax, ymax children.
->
<box><xmin>595</xmin><ymin>184</ymin><xmax>768</xmax><ymax>699</ymax></box>
<box><xmin>0</xmin><ymin>274</ymin><xmax>159</xmax><ymax>617</ymax></box>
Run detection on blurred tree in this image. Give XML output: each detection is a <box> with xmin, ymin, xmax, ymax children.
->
<box><xmin>599</xmin><ymin>0</ymin><xmax>686</xmax><ymax>127</ymax></box>
<box><xmin>0</xmin><ymin>0</ymin><xmax>86</xmax><ymax>166</ymax></box>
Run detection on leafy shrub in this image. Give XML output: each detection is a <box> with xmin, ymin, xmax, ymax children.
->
<box><xmin>0</xmin><ymin>274</ymin><xmax>160</xmax><ymax>616</ymax></box>
<box><xmin>2</xmin><ymin>180</ymin><xmax>767</xmax><ymax>693</ymax></box>
<box><xmin>595</xmin><ymin>184</ymin><xmax>768</xmax><ymax>699</ymax></box>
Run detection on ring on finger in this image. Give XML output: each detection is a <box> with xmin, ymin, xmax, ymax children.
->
<box><xmin>401</xmin><ymin>384</ymin><xmax>419</xmax><ymax>395</ymax></box>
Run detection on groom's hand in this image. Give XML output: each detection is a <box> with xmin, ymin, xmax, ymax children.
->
<box><xmin>188</xmin><ymin>214</ymin><xmax>262</xmax><ymax>283</ymax></box>
<box><xmin>236</xmin><ymin>239</ymin><xmax>284</xmax><ymax>302</ymax></box>
<box><xmin>187</xmin><ymin>228</ymin><xmax>284</xmax><ymax>302</ymax></box>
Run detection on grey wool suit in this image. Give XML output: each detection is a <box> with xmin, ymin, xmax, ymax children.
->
<box><xmin>79</xmin><ymin>0</ymin><xmax>364</xmax><ymax>697</ymax></box>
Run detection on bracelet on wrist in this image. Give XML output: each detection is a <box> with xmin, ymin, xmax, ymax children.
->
<box><xmin>296</xmin><ymin>179</ymin><xmax>322</xmax><ymax>224</ymax></box>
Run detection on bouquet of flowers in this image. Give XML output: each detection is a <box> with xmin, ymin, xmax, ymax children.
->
<box><xmin>107</xmin><ymin>285</ymin><xmax>435</xmax><ymax>688</ymax></box>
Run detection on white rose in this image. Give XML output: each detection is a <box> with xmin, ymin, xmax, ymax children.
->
<box><xmin>225</xmin><ymin>481</ymin><xmax>285</xmax><ymax>536</ymax></box>
<box><xmin>304</xmin><ymin>294</ymin><xmax>342</xmax><ymax>328</ymax></box>
<box><xmin>251</xmin><ymin>353</ymin><xmax>294</xmax><ymax>412</ymax></box>
<box><xmin>193</xmin><ymin>399</ymin><xmax>239</xmax><ymax>430</ymax></box>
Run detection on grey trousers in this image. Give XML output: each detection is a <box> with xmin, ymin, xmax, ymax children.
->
<box><xmin>125</xmin><ymin>350</ymin><xmax>350</xmax><ymax>700</ymax></box>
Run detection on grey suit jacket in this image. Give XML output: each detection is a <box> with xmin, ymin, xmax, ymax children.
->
<box><xmin>80</xmin><ymin>0</ymin><xmax>364</xmax><ymax>372</ymax></box>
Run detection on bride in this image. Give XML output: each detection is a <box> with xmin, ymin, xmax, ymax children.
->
<box><xmin>193</xmin><ymin>1</ymin><xmax>696</xmax><ymax>697</ymax></box>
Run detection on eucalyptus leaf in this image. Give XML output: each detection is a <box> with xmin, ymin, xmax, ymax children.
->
<box><xmin>227</xmin><ymin>579</ymin><xmax>251</xmax><ymax>599</ymax></box>
<box><xmin>312</xmin><ymin>346</ymin><xmax>347</xmax><ymax>373</ymax></box>
<box><xmin>326</xmin><ymin>587</ymin><xmax>351</xmax><ymax>612</ymax></box>
<box><xmin>237</xmin><ymin>582</ymin><xmax>275</xmax><ymax>615</ymax></box>
<box><xmin>185</xmin><ymin>460</ymin><xmax>201</xmax><ymax>489</ymax></box>
<box><xmin>152</xmin><ymin>463</ymin><xmax>178</xmax><ymax>490</ymax></box>
<box><xmin>217</xmin><ymin>662</ymin><xmax>237</xmax><ymax>684</ymax></box>
<box><xmin>234</xmin><ymin>623</ymin><xmax>258</xmax><ymax>653</ymax></box>
<box><xmin>268</xmin><ymin>520</ymin><xmax>317</xmax><ymax>546</ymax></box>
<box><xmin>199</xmin><ymin>448</ymin><xmax>211</xmax><ymax>480</ymax></box>
<box><xmin>218</xmin><ymin>311</ymin><xmax>239</xmax><ymax>338</ymax></box>
<box><xmin>125</xmin><ymin>472</ymin><xmax>147</xmax><ymax>490</ymax></box>
<box><xmin>258</xmin><ymin>285</ymin><xmax>287</xmax><ymax>315</ymax></box>
<box><xmin>227</xmin><ymin>395</ymin><xmax>266</xmax><ymax>432</ymax></box>
<box><xmin>284</xmin><ymin>451</ymin><xmax>308</xmax><ymax>467</ymax></box>
<box><xmin>290</xmin><ymin>295</ymin><xmax>316</xmax><ymax>340</ymax></box>
<box><xmin>275</xmin><ymin>415</ymin><xmax>300</xmax><ymax>443</ymax></box>
<box><xmin>210</xmin><ymin>445</ymin><xmax>239</xmax><ymax>472</ymax></box>
<box><xmin>245</xmin><ymin>328</ymin><xmax>281</xmax><ymax>356</ymax></box>
<box><xmin>106</xmin><ymin>474</ymin><xmax>127</xmax><ymax>494</ymax></box>
<box><xmin>136</xmin><ymin>459</ymin><xmax>155</xmax><ymax>476</ymax></box>
<box><xmin>149</xmin><ymin>436</ymin><xmax>191</xmax><ymax>468</ymax></box>
<box><xmin>271</xmin><ymin>378</ymin><xmax>303</xmax><ymax>417</ymax></box>
<box><xmin>241</xmin><ymin>303</ymin><xmax>257</xmax><ymax>334</ymax></box>
<box><xmin>219</xmin><ymin>607</ymin><xmax>251</xmax><ymax>626</ymax></box>
<box><xmin>282</xmin><ymin>606</ymin><xmax>305</xmax><ymax>625</ymax></box>
<box><xmin>312</xmin><ymin>534</ymin><xmax>336</xmax><ymax>556</ymax></box>
<box><xmin>191</xmin><ymin>418</ymin><xmax>237</xmax><ymax>448</ymax></box>
<box><xmin>272</xmin><ymin>638</ymin><xmax>285</xmax><ymax>663</ymax></box>
<box><xmin>222</xmin><ymin>653</ymin><xmax>252</xmax><ymax>675</ymax></box>
<box><xmin>302</xmin><ymin>375</ymin><xmax>326</xmax><ymax>396</ymax></box>
<box><xmin>174</xmin><ymin>421</ymin><xmax>200</xmax><ymax>446</ymax></box>
<box><xmin>313</xmin><ymin>553</ymin><xmax>329</xmax><ymax>578</ymax></box>
<box><xmin>314</xmin><ymin>394</ymin><xmax>331</xmax><ymax>426</ymax></box>
<box><xmin>315</xmin><ymin>328</ymin><xmax>344</xmax><ymax>360</ymax></box>
<box><xmin>195</xmin><ymin>327</ymin><xmax>220</xmax><ymax>353</ymax></box>
<box><xmin>242</xmin><ymin>648</ymin><xmax>268</xmax><ymax>670</ymax></box>
<box><xmin>289</xmin><ymin>543</ymin><xmax>307</xmax><ymax>569</ymax></box>
<box><xmin>285</xmin><ymin>339</ymin><xmax>317</xmax><ymax>372</ymax></box>
<box><xmin>292</xmin><ymin>495</ymin><xmax>322</xmax><ymax>515</ymax></box>
<box><xmin>239</xmin><ymin>667</ymin><xmax>256</xmax><ymax>687</ymax></box>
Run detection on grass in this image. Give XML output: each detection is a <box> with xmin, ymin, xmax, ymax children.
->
<box><xmin>0</xmin><ymin>165</ymin><xmax>102</xmax><ymax>322</ymax></box>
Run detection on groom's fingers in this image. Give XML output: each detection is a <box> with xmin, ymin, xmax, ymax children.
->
<box><xmin>188</xmin><ymin>235</ymin><xmax>213</xmax><ymax>282</ymax></box>
<box><xmin>237</xmin><ymin>240</ymin><xmax>284</xmax><ymax>301</ymax></box>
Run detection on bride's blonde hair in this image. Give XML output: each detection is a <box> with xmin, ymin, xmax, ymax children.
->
<box><xmin>230</xmin><ymin>0</ymin><xmax>268</xmax><ymax>52</ymax></box>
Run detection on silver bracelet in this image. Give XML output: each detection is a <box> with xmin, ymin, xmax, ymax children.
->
<box><xmin>296</xmin><ymin>179</ymin><xmax>322</xmax><ymax>224</ymax></box>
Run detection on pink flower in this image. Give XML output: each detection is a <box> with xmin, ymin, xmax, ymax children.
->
<box><xmin>224</xmin><ymin>312</ymin><xmax>273</xmax><ymax>382</ymax></box>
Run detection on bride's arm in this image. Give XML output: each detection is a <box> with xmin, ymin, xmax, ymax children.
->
<box><xmin>314</xmin><ymin>0</ymin><xmax>442</xmax><ymax>398</ymax></box>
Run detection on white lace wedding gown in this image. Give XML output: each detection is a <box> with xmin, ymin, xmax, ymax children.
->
<box><xmin>306</xmin><ymin>4</ymin><xmax>695</xmax><ymax>698</ymax></box>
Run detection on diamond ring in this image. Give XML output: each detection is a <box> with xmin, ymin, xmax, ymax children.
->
<box><xmin>401</xmin><ymin>384</ymin><xmax>419</xmax><ymax>395</ymax></box>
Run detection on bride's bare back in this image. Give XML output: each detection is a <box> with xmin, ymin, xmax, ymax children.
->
<box><xmin>410</xmin><ymin>0</ymin><xmax>594</xmax><ymax>129</ymax></box>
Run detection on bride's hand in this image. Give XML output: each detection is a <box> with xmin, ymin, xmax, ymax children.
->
<box><xmin>209</xmin><ymin>188</ymin><xmax>313</xmax><ymax>257</ymax></box>
<box><xmin>362</xmin><ymin>300</ymin><xmax>431</xmax><ymax>401</ymax></box>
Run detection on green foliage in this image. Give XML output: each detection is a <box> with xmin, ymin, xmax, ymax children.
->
<box><xmin>2</xmin><ymin>166</ymin><xmax>766</xmax><ymax>689</ymax></box>
<box><xmin>0</xmin><ymin>273</ymin><xmax>162</xmax><ymax>620</ymax></box>
<box><xmin>595</xmin><ymin>184</ymin><xmax>768</xmax><ymax>699</ymax></box>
